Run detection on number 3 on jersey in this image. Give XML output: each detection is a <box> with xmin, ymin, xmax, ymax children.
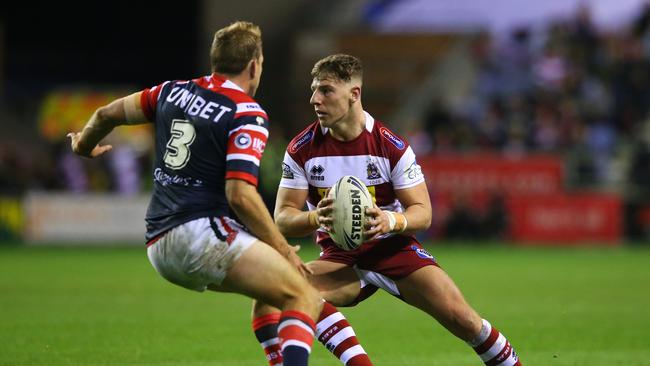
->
<box><xmin>164</xmin><ymin>119</ymin><xmax>196</xmax><ymax>169</ymax></box>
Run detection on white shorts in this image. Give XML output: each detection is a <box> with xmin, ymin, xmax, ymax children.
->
<box><xmin>354</xmin><ymin>266</ymin><xmax>401</xmax><ymax>296</ymax></box>
<box><xmin>147</xmin><ymin>216</ymin><xmax>257</xmax><ymax>291</ymax></box>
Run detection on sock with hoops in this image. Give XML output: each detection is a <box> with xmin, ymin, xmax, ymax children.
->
<box><xmin>316</xmin><ymin>302</ymin><xmax>373</xmax><ymax>366</ymax></box>
<box><xmin>278</xmin><ymin>310</ymin><xmax>316</xmax><ymax>366</ymax></box>
<box><xmin>468</xmin><ymin>319</ymin><xmax>522</xmax><ymax>366</ymax></box>
<box><xmin>252</xmin><ymin>313</ymin><xmax>283</xmax><ymax>366</ymax></box>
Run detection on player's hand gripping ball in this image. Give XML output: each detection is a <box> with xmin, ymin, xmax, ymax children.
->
<box><xmin>327</xmin><ymin>175</ymin><xmax>373</xmax><ymax>251</ymax></box>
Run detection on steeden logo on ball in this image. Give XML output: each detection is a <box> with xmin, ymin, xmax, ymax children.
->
<box><xmin>328</xmin><ymin>175</ymin><xmax>372</xmax><ymax>251</ymax></box>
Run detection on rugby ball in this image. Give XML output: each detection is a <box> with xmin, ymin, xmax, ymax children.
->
<box><xmin>327</xmin><ymin>175</ymin><xmax>373</xmax><ymax>251</ymax></box>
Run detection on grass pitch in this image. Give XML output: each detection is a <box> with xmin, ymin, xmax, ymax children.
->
<box><xmin>1</xmin><ymin>242</ymin><xmax>649</xmax><ymax>365</ymax></box>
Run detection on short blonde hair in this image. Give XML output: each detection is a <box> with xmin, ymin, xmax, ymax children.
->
<box><xmin>210</xmin><ymin>21</ymin><xmax>262</xmax><ymax>74</ymax></box>
<box><xmin>311</xmin><ymin>54</ymin><xmax>363</xmax><ymax>82</ymax></box>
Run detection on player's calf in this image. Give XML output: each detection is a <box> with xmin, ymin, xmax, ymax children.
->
<box><xmin>253</xmin><ymin>301</ymin><xmax>373</xmax><ymax>366</ymax></box>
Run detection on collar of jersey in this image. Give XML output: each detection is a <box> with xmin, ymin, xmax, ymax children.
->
<box><xmin>209</xmin><ymin>73</ymin><xmax>245</xmax><ymax>92</ymax></box>
<box><xmin>320</xmin><ymin>111</ymin><xmax>375</xmax><ymax>135</ymax></box>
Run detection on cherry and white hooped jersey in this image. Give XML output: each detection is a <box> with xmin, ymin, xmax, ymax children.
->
<box><xmin>280</xmin><ymin>112</ymin><xmax>425</xmax><ymax>243</ymax></box>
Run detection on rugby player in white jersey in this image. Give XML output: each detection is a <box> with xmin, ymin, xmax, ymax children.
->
<box><xmin>67</xmin><ymin>21</ymin><xmax>323</xmax><ymax>366</ymax></box>
<box><xmin>254</xmin><ymin>54</ymin><xmax>523</xmax><ymax>366</ymax></box>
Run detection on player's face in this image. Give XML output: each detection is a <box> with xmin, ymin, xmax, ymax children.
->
<box><xmin>310</xmin><ymin>77</ymin><xmax>354</xmax><ymax>128</ymax></box>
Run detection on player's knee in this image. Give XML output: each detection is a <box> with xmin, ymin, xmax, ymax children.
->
<box><xmin>299</xmin><ymin>284</ymin><xmax>323</xmax><ymax>318</ymax></box>
<box><xmin>279</xmin><ymin>280</ymin><xmax>322</xmax><ymax>318</ymax></box>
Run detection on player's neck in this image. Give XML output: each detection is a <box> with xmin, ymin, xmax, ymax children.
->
<box><xmin>329</xmin><ymin>108</ymin><xmax>365</xmax><ymax>142</ymax></box>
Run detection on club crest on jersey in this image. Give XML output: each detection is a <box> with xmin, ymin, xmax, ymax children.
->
<box><xmin>234</xmin><ymin>133</ymin><xmax>252</xmax><ymax>149</ymax></box>
<box><xmin>411</xmin><ymin>245</ymin><xmax>435</xmax><ymax>260</ymax></box>
<box><xmin>289</xmin><ymin>130</ymin><xmax>313</xmax><ymax>153</ymax></box>
<box><xmin>366</xmin><ymin>160</ymin><xmax>381</xmax><ymax>180</ymax></box>
<box><xmin>379</xmin><ymin>127</ymin><xmax>405</xmax><ymax>150</ymax></box>
<box><xmin>310</xmin><ymin>164</ymin><xmax>325</xmax><ymax>181</ymax></box>
<box><xmin>282</xmin><ymin>163</ymin><xmax>294</xmax><ymax>179</ymax></box>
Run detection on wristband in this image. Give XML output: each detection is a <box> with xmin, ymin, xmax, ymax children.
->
<box><xmin>308</xmin><ymin>210</ymin><xmax>319</xmax><ymax>227</ymax></box>
<box><xmin>385</xmin><ymin>211</ymin><xmax>408</xmax><ymax>233</ymax></box>
<box><xmin>397</xmin><ymin>213</ymin><xmax>408</xmax><ymax>233</ymax></box>
<box><xmin>385</xmin><ymin>211</ymin><xmax>397</xmax><ymax>232</ymax></box>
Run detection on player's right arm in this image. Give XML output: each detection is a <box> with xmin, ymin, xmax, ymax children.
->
<box><xmin>68</xmin><ymin>92</ymin><xmax>150</xmax><ymax>158</ymax></box>
<box><xmin>274</xmin><ymin>187</ymin><xmax>333</xmax><ymax>237</ymax></box>
<box><xmin>225</xmin><ymin>104</ymin><xmax>312</xmax><ymax>275</ymax></box>
<box><xmin>276</xmin><ymin>136</ymin><xmax>334</xmax><ymax>236</ymax></box>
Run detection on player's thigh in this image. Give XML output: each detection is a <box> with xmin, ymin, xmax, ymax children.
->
<box><xmin>212</xmin><ymin>240</ymin><xmax>319</xmax><ymax>309</ymax></box>
<box><xmin>395</xmin><ymin>265</ymin><xmax>482</xmax><ymax>340</ymax></box>
<box><xmin>306</xmin><ymin>260</ymin><xmax>361</xmax><ymax>306</ymax></box>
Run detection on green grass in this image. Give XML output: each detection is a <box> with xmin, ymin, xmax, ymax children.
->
<box><xmin>1</xmin><ymin>243</ymin><xmax>649</xmax><ymax>365</ymax></box>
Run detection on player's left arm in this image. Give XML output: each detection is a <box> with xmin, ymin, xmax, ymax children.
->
<box><xmin>364</xmin><ymin>182</ymin><xmax>432</xmax><ymax>240</ymax></box>
<box><xmin>393</xmin><ymin>181</ymin><xmax>432</xmax><ymax>232</ymax></box>
<box><xmin>67</xmin><ymin>92</ymin><xmax>150</xmax><ymax>158</ymax></box>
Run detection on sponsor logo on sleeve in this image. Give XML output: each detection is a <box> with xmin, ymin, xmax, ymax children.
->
<box><xmin>405</xmin><ymin>161</ymin><xmax>423</xmax><ymax>180</ymax></box>
<box><xmin>234</xmin><ymin>133</ymin><xmax>252</xmax><ymax>149</ymax></box>
<box><xmin>282</xmin><ymin>163</ymin><xmax>294</xmax><ymax>179</ymax></box>
<box><xmin>236</xmin><ymin>102</ymin><xmax>263</xmax><ymax>112</ymax></box>
<box><xmin>289</xmin><ymin>130</ymin><xmax>313</xmax><ymax>153</ymax></box>
<box><xmin>379</xmin><ymin>127</ymin><xmax>405</xmax><ymax>150</ymax></box>
<box><xmin>252</xmin><ymin>138</ymin><xmax>266</xmax><ymax>155</ymax></box>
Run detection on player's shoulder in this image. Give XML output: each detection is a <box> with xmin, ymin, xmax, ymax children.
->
<box><xmin>371</xmin><ymin>118</ymin><xmax>409</xmax><ymax>152</ymax></box>
<box><xmin>192</xmin><ymin>74</ymin><xmax>255</xmax><ymax>103</ymax></box>
<box><xmin>150</xmin><ymin>78</ymin><xmax>194</xmax><ymax>100</ymax></box>
<box><xmin>144</xmin><ymin>79</ymin><xmax>176</xmax><ymax>97</ymax></box>
<box><xmin>287</xmin><ymin>120</ymin><xmax>320</xmax><ymax>155</ymax></box>
<box><xmin>163</xmin><ymin>78</ymin><xmax>194</xmax><ymax>91</ymax></box>
<box><xmin>219</xmin><ymin>87</ymin><xmax>267</xmax><ymax>121</ymax></box>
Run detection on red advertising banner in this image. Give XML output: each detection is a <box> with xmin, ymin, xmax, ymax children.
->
<box><xmin>420</xmin><ymin>153</ymin><xmax>564</xmax><ymax>196</ymax></box>
<box><xmin>419</xmin><ymin>153</ymin><xmax>623</xmax><ymax>244</ymax></box>
<box><xmin>508</xmin><ymin>193</ymin><xmax>622</xmax><ymax>245</ymax></box>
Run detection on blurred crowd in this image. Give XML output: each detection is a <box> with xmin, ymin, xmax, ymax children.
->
<box><xmin>414</xmin><ymin>4</ymin><xmax>650</xmax><ymax>193</ymax></box>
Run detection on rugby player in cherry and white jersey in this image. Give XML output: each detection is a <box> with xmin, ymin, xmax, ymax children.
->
<box><xmin>256</xmin><ymin>54</ymin><xmax>524</xmax><ymax>366</ymax></box>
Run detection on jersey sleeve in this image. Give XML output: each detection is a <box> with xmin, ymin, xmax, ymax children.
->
<box><xmin>279</xmin><ymin>152</ymin><xmax>308</xmax><ymax>189</ymax></box>
<box><xmin>225</xmin><ymin>106</ymin><xmax>269</xmax><ymax>186</ymax></box>
<box><xmin>390</xmin><ymin>146</ymin><xmax>425</xmax><ymax>189</ymax></box>
<box><xmin>140</xmin><ymin>81</ymin><xmax>170</xmax><ymax>121</ymax></box>
<box><xmin>233</xmin><ymin>101</ymin><xmax>268</xmax><ymax>120</ymax></box>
